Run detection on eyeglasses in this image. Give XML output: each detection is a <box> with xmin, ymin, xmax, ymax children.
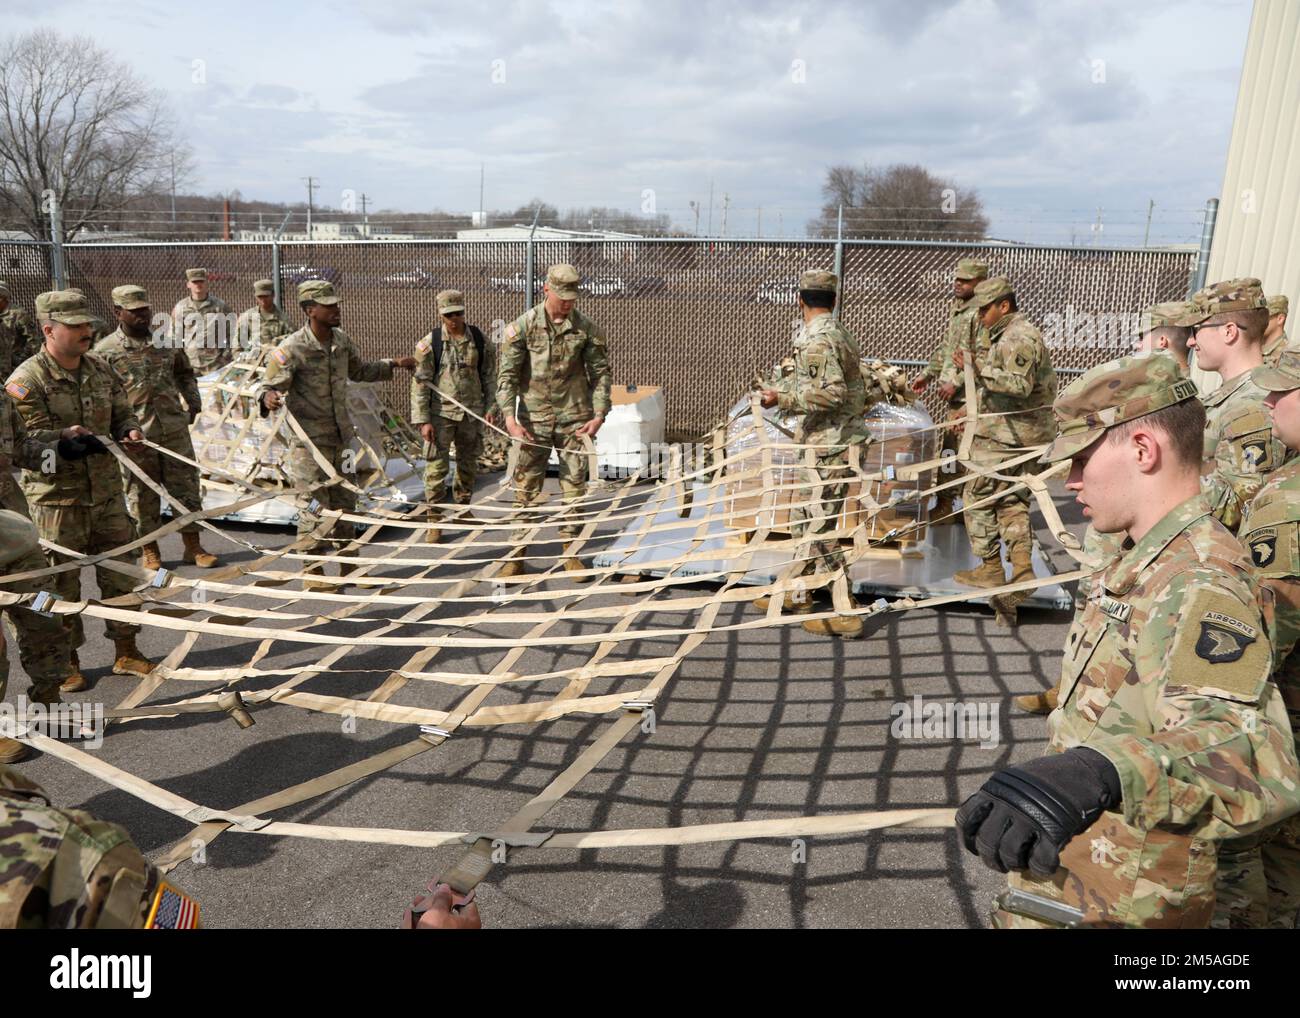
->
<box><xmin>1191</xmin><ymin>321</ymin><xmax>1223</xmax><ymax>337</ymax></box>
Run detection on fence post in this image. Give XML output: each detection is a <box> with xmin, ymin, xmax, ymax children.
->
<box><xmin>48</xmin><ymin>203</ymin><xmax>66</xmax><ymax>289</ymax></box>
<box><xmin>524</xmin><ymin>205</ymin><xmax>542</xmax><ymax>313</ymax></box>
<box><xmin>272</xmin><ymin>211</ymin><xmax>292</xmax><ymax>308</ymax></box>
<box><xmin>1188</xmin><ymin>197</ymin><xmax>1219</xmax><ymax>296</ymax></box>
<box><xmin>832</xmin><ymin>204</ymin><xmax>844</xmax><ymax>320</ymax></box>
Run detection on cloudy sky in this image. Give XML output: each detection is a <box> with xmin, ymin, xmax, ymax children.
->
<box><xmin>10</xmin><ymin>0</ymin><xmax>1253</xmax><ymax>244</ymax></box>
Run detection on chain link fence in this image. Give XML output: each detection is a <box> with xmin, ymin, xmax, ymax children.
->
<box><xmin>1</xmin><ymin>237</ymin><xmax>1198</xmax><ymax>436</ymax></box>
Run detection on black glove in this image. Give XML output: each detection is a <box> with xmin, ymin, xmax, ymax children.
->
<box><xmin>955</xmin><ymin>747</ymin><xmax>1121</xmax><ymax>877</ymax></box>
<box><xmin>56</xmin><ymin>434</ymin><xmax>109</xmax><ymax>461</ymax></box>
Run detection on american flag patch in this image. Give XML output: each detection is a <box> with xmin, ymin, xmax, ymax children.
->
<box><xmin>146</xmin><ymin>881</ymin><xmax>200</xmax><ymax>929</ymax></box>
<box><xmin>272</xmin><ymin>347</ymin><xmax>288</xmax><ymax>365</ymax></box>
<box><xmin>416</xmin><ymin>337</ymin><xmax>431</xmax><ymax>354</ymax></box>
<box><xmin>5</xmin><ymin>380</ymin><xmax>30</xmax><ymax>399</ymax></box>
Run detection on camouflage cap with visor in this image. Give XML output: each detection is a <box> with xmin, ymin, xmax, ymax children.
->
<box><xmin>38</xmin><ymin>289</ymin><xmax>98</xmax><ymax>326</ymax></box>
<box><xmin>436</xmin><ymin>289</ymin><xmax>465</xmax><ymax>314</ymax></box>
<box><xmin>545</xmin><ymin>264</ymin><xmax>580</xmax><ymax>299</ymax></box>
<box><xmin>1139</xmin><ymin>300</ymin><xmax>1199</xmax><ymax>332</ymax></box>
<box><xmin>1268</xmin><ymin>294</ymin><xmax>1290</xmax><ymax>317</ymax></box>
<box><xmin>297</xmin><ymin>279</ymin><xmax>341</xmax><ymax>305</ymax></box>
<box><xmin>1186</xmin><ymin>277</ymin><xmax>1267</xmax><ymax>324</ymax></box>
<box><xmin>111</xmin><ymin>284</ymin><xmax>150</xmax><ymax>310</ymax></box>
<box><xmin>253</xmin><ymin>279</ymin><xmax>275</xmax><ymax>296</ymax></box>
<box><xmin>798</xmin><ymin>269</ymin><xmax>838</xmax><ymax>293</ymax></box>
<box><xmin>1253</xmin><ymin>349</ymin><xmax>1300</xmax><ymax>393</ymax></box>
<box><xmin>954</xmin><ymin>257</ymin><xmax>989</xmax><ymax>281</ymax></box>
<box><xmin>185</xmin><ymin>268</ymin><xmax>208</xmax><ymax>282</ymax></box>
<box><xmin>1041</xmin><ymin>354</ymin><xmax>1199</xmax><ymax>463</ymax></box>
<box><xmin>973</xmin><ymin>276</ymin><xmax>1015</xmax><ymax>308</ymax></box>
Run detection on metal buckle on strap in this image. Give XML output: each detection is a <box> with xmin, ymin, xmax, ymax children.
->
<box><xmin>150</xmin><ymin>567</ymin><xmax>171</xmax><ymax>588</ymax></box>
<box><xmin>30</xmin><ymin>591</ymin><xmax>57</xmax><ymax>616</ymax></box>
<box><xmin>621</xmin><ymin>700</ymin><xmax>654</xmax><ymax>713</ymax></box>
<box><xmin>419</xmin><ymin>725</ymin><xmax>452</xmax><ymax>739</ymax></box>
<box><xmin>995</xmin><ymin>888</ymin><xmax>1084</xmax><ymax>928</ymax></box>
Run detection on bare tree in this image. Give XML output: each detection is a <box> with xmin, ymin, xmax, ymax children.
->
<box><xmin>811</xmin><ymin>163</ymin><xmax>988</xmax><ymax>240</ymax></box>
<box><xmin>0</xmin><ymin>28</ymin><xmax>192</xmax><ymax>240</ymax></box>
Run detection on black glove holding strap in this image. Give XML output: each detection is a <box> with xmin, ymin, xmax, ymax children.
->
<box><xmin>955</xmin><ymin>747</ymin><xmax>1122</xmax><ymax>877</ymax></box>
<box><xmin>56</xmin><ymin>434</ymin><xmax>109</xmax><ymax>460</ymax></box>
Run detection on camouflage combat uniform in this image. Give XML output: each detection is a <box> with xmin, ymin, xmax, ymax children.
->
<box><xmin>234</xmin><ymin>303</ymin><xmax>293</xmax><ymax>362</ymax></box>
<box><xmin>0</xmin><ymin>410</ymin><xmax>73</xmax><ymax>702</ymax></box>
<box><xmin>497</xmin><ymin>271</ymin><xmax>611</xmax><ymax>539</ymax></box>
<box><xmin>921</xmin><ymin>259</ymin><xmax>986</xmax><ymax>510</ymax></box>
<box><xmin>260</xmin><ymin>319</ymin><xmax>395</xmax><ymax>551</ymax></box>
<box><xmin>0</xmin><ymin>766</ymin><xmax>200</xmax><ymax>928</ymax></box>
<box><xmin>6</xmin><ymin>340</ymin><xmax>144</xmax><ymax>651</ymax></box>
<box><xmin>971</xmin><ymin>356</ymin><xmax>1300</xmax><ymax>928</ymax></box>
<box><xmin>1213</xmin><ymin>350</ymin><xmax>1300</xmax><ymax>928</ymax></box>
<box><xmin>1262</xmin><ymin>294</ymin><xmax>1291</xmax><ymax>367</ymax></box>
<box><xmin>774</xmin><ymin>300</ymin><xmax>868</xmax><ymax>574</ymax></box>
<box><xmin>170</xmin><ymin>292</ymin><xmax>235</xmax><ymax>376</ymax></box>
<box><xmin>411</xmin><ymin>293</ymin><xmax>498</xmax><ymax>512</ymax></box>
<box><xmin>963</xmin><ymin>287</ymin><xmax>1057</xmax><ymax>563</ymax></box>
<box><xmin>96</xmin><ymin>320</ymin><xmax>203</xmax><ymax>540</ymax></box>
<box><xmin>1190</xmin><ymin>279</ymin><xmax>1294</xmax><ymax>532</ymax></box>
<box><xmin>0</xmin><ymin>306</ymin><xmax>38</xmax><ymax>380</ymax></box>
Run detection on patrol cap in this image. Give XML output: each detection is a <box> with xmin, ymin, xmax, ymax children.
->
<box><xmin>1186</xmin><ymin>277</ymin><xmax>1267</xmax><ymax>324</ymax></box>
<box><xmin>954</xmin><ymin>258</ymin><xmax>988</xmax><ymax>281</ymax></box>
<box><xmin>253</xmin><ymin>279</ymin><xmax>274</xmax><ymax>296</ymax></box>
<box><xmin>185</xmin><ymin>268</ymin><xmax>208</xmax><ymax>283</ymax></box>
<box><xmin>545</xmin><ymin>263</ymin><xmax>580</xmax><ymax>299</ymax></box>
<box><xmin>34</xmin><ymin>290</ymin><xmax>53</xmax><ymax>320</ymax></box>
<box><xmin>973</xmin><ymin>276</ymin><xmax>1015</xmax><ymax>308</ymax></box>
<box><xmin>40</xmin><ymin>289</ymin><xmax>97</xmax><ymax>326</ymax></box>
<box><xmin>1139</xmin><ymin>300</ymin><xmax>1198</xmax><ymax>333</ymax></box>
<box><xmin>798</xmin><ymin>269</ymin><xmax>838</xmax><ymax>293</ymax></box>
<box><xmin>1252</xmin><ymin>349</ymin><xmax>1300</xmax><ymax>394</ymax></box>
<box><xmin>1268</xmin><ymin>294</ymin><xmax>1289</xmax><ymax>317</ymax></box>
<box><xmin>298</xmin><ymin>279</ymin><xmax>340</xmax><ymax>305</ymax></box>
<box><xmin>1041</xmin><ymin>354</ymin><xmax>1199</xmax><ymax>463</ymax></box>
<box><xmin>436</xmin><ymin>289</ymin><xmax>465</xmax><ymax>314</ymax></box>
<box><xmin>111</xmin><ymin>284</ymin><xmax>150</xmax><ymax>310</ymax></box>
<box><xmin>0</xmin><ymin>509</ymin><xmax>41</xmax><ymax>568</ymax></box>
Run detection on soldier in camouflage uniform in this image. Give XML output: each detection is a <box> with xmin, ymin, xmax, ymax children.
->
<box><xmin>410</xmin><ymin>290</ymin><xmax>500</xmax><ymax>543</ymax></box>
<box><xmin>0</xmin><ymin>282</ymin><xmax>39</xmax><ymax>379</ymax></box>
<box><xmin>170</xmin><ymin>267</ymin><xmax>235</xmax><ymax>377</ymax></box>
<box><xmin>910</xmin><ymin>257</ymin><xmax>988</xmax><ymax>520</ymax></box>
<box><xmin>757</xmin><ymin>269</ymin><xmax>869</xmax><ymax>638</ymax></box>
<box><xmin>6</xmin><ymin>289</ymin><xmax>155</xmax><ymax>686</ymax></box>
<box><xmin>496</xmin><ymin>264</ymin><xmax>612</xmax><ymax>578</ymax></box>
<box><xmin>258</xmin><ymin>280</ymin><xmax>415</xmax><ymax>589</ymax></box>
<box><xmin>957</xmin><ymin>354</ymin><xmax>1300</xmax><ymax>928</ymax></box>
<box><xmin>1187</xmin><ymin>277</ymin><xmax>1293</xmax><ymax>532</ymax></box>
<box><xmin>234</xmin><ymin>279</ymin><xmax>293</xmax><ymax>362</ymax></box>
<box><xmin>950</xmin><ymin>278</ymin><xmax>1057</xmax><ymax>616</ymax></box>
<box><xmin>1</xmin><ymin>765</ymin><xmax>200</xmax><ymax>927</ymax></box>
<box><xmin>96</xmin><ymin>284</ymin><xmax>217</xmax><ymax>571</ymax></box>
<box><xmin>1018</xmin><ymin>303</ymin><xmax>1198</xmax><ymax>715</ymax></box>
<box><xmin>1210</xmin><ymin>349</ymin><xmax>1300</xmax><ymax>928</ymax></box>
<box><xmin>1262</xmin><ymin>294</ymin><xmax>1292</xmax><ymax>367</ymax></box>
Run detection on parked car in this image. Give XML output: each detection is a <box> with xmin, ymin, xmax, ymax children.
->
<box><xmin>752</xmin><ymin>278</ymin><xmax>798</xmax><ymax>304</ymax></box>
<box><xmin>284</xmin><ymin>264</ymin><xmax>342</xmax><ymax>285</ymax></box>
<box><xmin>380</xmin><ymin>268</ymin><xmax>438</xmax><ymax>289</ymax></box>
<box><xmin>580</xmin><ymin>276</ymin><xmax>628</xmax><ymax>298</ymax></box>
<box><xmin>489</xmin><ymin>271</ymin><xmax>544</xmax><ymax>295</ymax></box>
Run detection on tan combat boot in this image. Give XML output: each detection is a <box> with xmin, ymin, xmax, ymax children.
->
<box><xmin>60</xmin><ymin>650</ymin><xmax>87</xmax><ymax>693</ymax></box>
<box><xmin>140</xmin><ymin>542</ymin><xmax>163</xmax><ymax>571</ymax></box>
<box><xmin>301</xmin><ymin>565</ymin><xmax>332</xmax><ymax>593</ymax></box>
<box><xmin>564</xmin><ymin>556</ymin><xmax>592</xmax><ymax>582</ymax></box>
<box><xmin>753</xmin><ymin>592</ymin><xmax>814</xmax><ymax>614</ymax></box>
<box><xmin>112</xmin><ymin>637</ymin><xmax>155</xmax><ymax>677</ymax></box>
<box><xmin>802</xmin><ymin>614</ymin><xmax>865</xmax><ymax>638</ymax></box>
<box><xmin>953</xmin><ymin>556</ymin><xmax>1005</xmax><ymax>589</ymax></box>
<box><xmin>1015</xmin><ymin>686</ymin><xmax>1059</xmax><ymax>714</ymax></box>
<box><xmin>425</xmin><ymin>526</ymin><xmax>441</xmax><ymax>545</ymax></box>
<box><xmin>182</xmin><ymin>531</ymin><xmax>219</xmax><ymax>568</ymax></box>
<box><xmin>497</xmin><ymin>547</ymin><xmax>527</xmax><ymax>578</ymax></box>
<box><xmin>990</xmin><ymin>547</ymin><xmax>1035</xmax><ymax>614</ymax></box>
<box><xmin>0</xmin><ymin>736</ymin><xmax>29</xmax><ymax>763</ymax></box>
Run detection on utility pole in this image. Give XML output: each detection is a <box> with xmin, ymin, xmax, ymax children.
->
<box><xmin>689</xmin><ymin>200</ymin><xmax>700</xmax><ymax>235</ymax></box>
<box><xmin>478</xmin><ymin>162</ymin><xmax>485</xmax><ymax>226</ymax></box>
<box><xmin>302</xmin><ymin>176</ymin><xmax>318</xmax><ymax>240</ymax></box>
<box><xmin>756</xmin><ymin>206</ymin><xmax>762</xmax><ymax>239</ymax></box>
<box><xmin>1143</xmin><ymin>198</ymin><xmax>1154</xmax><ymax>248</ymax></box>
<box><xmin>359</xmin><ymin>192</ymin><xmax>370</xmax><ymax>236</ymax></box>
<box><xmin>707</xmin><ymin>180</ymin><xmax>714</xmax><ymax>236</ymax></box>
<box><xmin>169</xmin><ymin>154</ymin><xmax>178</xmax><ymax>236</ymax></box>
<box><xmin>721</xmin><ymin>193</ymin><xmax>730</xmax><ymax>238</ymax></box>
<box><xmin>1091</xmin><ymin>206</ymin><xmax>1103</xmax><ymax>246</ymax></box>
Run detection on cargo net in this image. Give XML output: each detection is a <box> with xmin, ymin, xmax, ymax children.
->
<box><xmin>2</xmin><ymin>357</ymin><xmax>1090</xmax><ymax>895</ymax></box>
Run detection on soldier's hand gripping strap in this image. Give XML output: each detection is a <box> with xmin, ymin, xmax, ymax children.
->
<box><xmin>56</xmin><ymin>434</ymin><xmax>108</xmax><ymax>460</ymax></box>
<box><xmin>955</xmin><ymin>747</ymin><xmax>1120</xmax><ymax>878</ymax></box>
